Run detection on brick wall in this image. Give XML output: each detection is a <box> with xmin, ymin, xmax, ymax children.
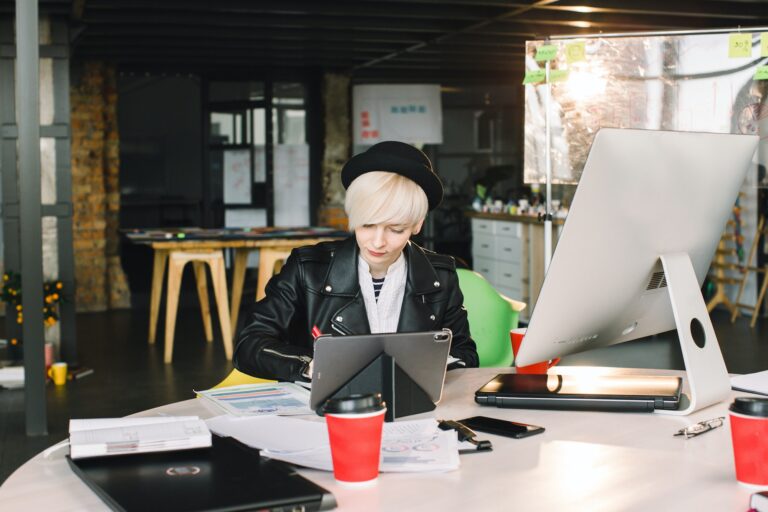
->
<box><xmin>319</xmin><ymin>73</ymin><xmax>351</xmax><ymax>230</ymax></box>
<box><xmin>70</xmin><ymin>62</ymin><xmax>130</xmax><ymax>311</ymax></box>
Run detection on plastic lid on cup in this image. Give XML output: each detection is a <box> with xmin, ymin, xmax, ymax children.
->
<box><xmin>320</xmin><ymin>393</ymin><xmax>386</xmax><ymax>416</ymax></box>
<box><xmin>730</xmin><ymin>397</ymin><xmax>768</xmax><ymax>417</ymax></box>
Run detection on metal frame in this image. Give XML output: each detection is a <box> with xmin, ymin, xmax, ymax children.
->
<box><xmin>16</xmin><ymin>0</ymin><xmax>46</xmax><ymax>436</ymax></box>
<box><xmin>1</xmin><ymin>5</ymin><xmax>75</xmax><ymax>435</ymax></box>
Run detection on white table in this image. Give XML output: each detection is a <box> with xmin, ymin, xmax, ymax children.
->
<box><xmin>0</xmin><ymin>367</ymin><xmax>759</xmax><ymax>511</ymax></box>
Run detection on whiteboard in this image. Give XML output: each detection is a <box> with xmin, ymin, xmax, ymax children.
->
<box><xmin>223</xmin><ymin>149</ymin><xmax>251</xmax><ymax>204</ymax></box>
<box><xmin>274</xmin><ymin>144</ymin><xmax>310</xmax><ymax>226</ymax></box>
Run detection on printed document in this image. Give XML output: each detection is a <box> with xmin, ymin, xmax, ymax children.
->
<box><xmin>197</xmin><ymin>383</ymin><xmax>312</xmax><ymax>416</ymax></box>
<box><xmin>69</xmin><ymin>416</ymin><xmax>211</xmax><ymax>459</ymax></box>
<box><xmin>206</xmin><ymin>416</ymin><xmax>459</xmax><ymax>473</ymax></box>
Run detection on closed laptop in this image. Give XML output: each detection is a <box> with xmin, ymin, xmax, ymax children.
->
<box><xmin>475</xmin><ymin>373</ymin><xmax>682</xmax><ymax>412</ymax></box>
<box><xmin>67</xmin><ymin>435</ymin><xmax>336</xmax><ymax>512</ymax></box>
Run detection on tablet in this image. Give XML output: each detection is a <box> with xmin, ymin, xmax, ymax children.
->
<box><xmin>475</xmin><ymin>373</ymin><xmax>682</xmax><ymax>412</ymax></box>
<box><xmin>310</xmin><ymin>330</ymin><xmax>452</xmax><ymax>411</ymax></box>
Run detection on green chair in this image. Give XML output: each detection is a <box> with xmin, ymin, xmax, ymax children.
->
<box><xmin>457</xmin><ymin>268</ymin><xmax>526</xmax><ymax>367</ymax></box>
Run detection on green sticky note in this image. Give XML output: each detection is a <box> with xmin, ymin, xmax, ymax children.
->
<box><xmin>729</xmin><ymin>33</ymin><xmax>752</xmax><ymax>58</ymax></box>
<box><xmin>566</xmin><ymin>41</ymin><xmax>585</xmax><ymax>63</ymax></box>
<box><xmin>535</xmin><ymin>44</ymin><xmax>558</xmax><ymax>62</ymax></box>
<box><xmin>762</xmin><ymin>32</ymin><xmax>768</xmax><ymax>57</ymax></box>
<box><xmin>549</xmin><ymin>69</ymin><xmax>570</xmax><ymax>83</ymax></box>
<box><xmin>755</xmin><ymin>66</ymin><xmax>768</xmax><ymax>81</ymax></box>
<box><xmin>522</xmin><ymin>69</ymin><xmax>547</xmax><ymax>84</ymax></box>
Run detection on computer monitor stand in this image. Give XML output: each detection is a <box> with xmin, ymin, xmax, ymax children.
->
<box><xmin>655</xmin><ymin>253</ymin><xmax>731</xmax><ymax>415</ymax></box>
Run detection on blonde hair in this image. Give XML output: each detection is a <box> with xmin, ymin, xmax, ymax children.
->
<box><xmin>345</xmin><ymin>171</ymin><xmax>428</xmax><ymax>231</ymax></box>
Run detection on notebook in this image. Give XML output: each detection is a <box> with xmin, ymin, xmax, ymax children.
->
<box><xmin>67</xmin><ymin>434</ymin><xmax>336</xmax><ymax>512</ymax></box>
<box><xmin>475</xmin><ymin>373</ymin><xmax>682</xmax><ymax>412</ymax></box>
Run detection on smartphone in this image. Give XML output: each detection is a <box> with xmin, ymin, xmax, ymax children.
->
<box><xmin>458</xmin><ymin>416</ymin><xmax>544</xmax><ymax>439</ymax></box>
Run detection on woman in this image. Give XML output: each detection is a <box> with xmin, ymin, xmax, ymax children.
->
<box><xmin>234</xmin><ymin>141</ymin><xmax>478</xmax><ymax>381</ymax></box>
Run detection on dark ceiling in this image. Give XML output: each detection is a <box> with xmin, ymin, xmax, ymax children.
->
<box><xmin>5</xmin><ymin>0</ymin><xmax>768</xmax><ymax>82</ymax></box>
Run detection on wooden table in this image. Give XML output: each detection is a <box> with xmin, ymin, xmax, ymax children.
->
<box><xmin>127</xmin><ymin>229</ymin><xmax>347</xmax><ymax>362</ymax></box>
<box><xmin>0</xmin><ymin>366</ymin><xmax>759</xmax><ymax>511</ymax></box>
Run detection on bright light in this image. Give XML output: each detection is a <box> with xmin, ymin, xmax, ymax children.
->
<box><xmin>569</xmin><ymin>21</ymin><xmax>593</xmax><ymax>28</ymax></box>
<box><xmin>570</xmin><ymin>6</ymin><xmax>596</xmax><ymax>13</ymax></box>
<box><xmin>563</xmin><ymin>71</ymin><xmax>607</xmax><ymax>102</ymax></box>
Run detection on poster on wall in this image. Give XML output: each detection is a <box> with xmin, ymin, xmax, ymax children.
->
<box><xmin>223</xmin><ymin>149</ymin><xmax>251</xmax><ymax>204</ymax></box>
<box><xmin>353</xmin><ymin>84</ymin><xmax>443</xmax><ymax>145</ymax></box>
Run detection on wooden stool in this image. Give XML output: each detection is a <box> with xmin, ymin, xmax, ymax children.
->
<box><xmin>153</xmin><ymin>250</ymin><xmax>233</xmax><ymax>363</ymax></box>
<box><xmin>255</xmin><ymin>248</ymin><xmax>292</xmax><ymax>301</ymax></box>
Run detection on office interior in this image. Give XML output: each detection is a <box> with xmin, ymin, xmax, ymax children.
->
<box><xmin>2</xmin><ymin>0</ymin><xmax>768</xmax><ymax>495</ymax></box>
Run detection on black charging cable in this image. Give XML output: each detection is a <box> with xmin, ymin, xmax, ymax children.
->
<box><xmin>438</xmin><ymin>420</ymin><xmax>493</xmax><ymax>452</ymax></box>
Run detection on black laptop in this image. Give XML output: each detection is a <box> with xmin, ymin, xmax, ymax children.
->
<box><xmin>475</xmin><ymin>373</ymin><xmax>682</xmax><ymax>412</ymax></box>
<box><xmin>67</xmin><ymin>435</ymin><xmax>336</xmax><ymax>512</ymax></box>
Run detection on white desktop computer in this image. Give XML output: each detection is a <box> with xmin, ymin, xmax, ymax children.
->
<box><xmin>515</xmin><ymin>128</ymin><xmax>759</xmax><ymax>415</ymax></box>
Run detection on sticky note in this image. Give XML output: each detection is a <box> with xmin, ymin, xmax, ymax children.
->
<box><xmin>762</xmin><ymin>32</ymin><xmax>768</xmax><ymax>57</ymax></box>
<box><xmin>755</xmin><ymin>66</ymin><xmax>768</xmax><ymax>81</ymax></box>
<box><xmin>535</xmin><ymin>45</ymin><xmax>558</xmax><ymax>62</ymax></box>
<box><xmin>522</xmin><ymin>69</ymin><xmax>547</xmax><ymax>84</ymax></box>
<box><xmin>566</xmin><ymin>41</ymin><xmax>586</xmax><ymax>63</ymax></box>
<box><xmin>729</xmin><ymin>33</ymin><xmax>752</xmax><ymax>58</ymax></box>
<box><xmin>549</xmin><ymin>69</ymin><xmax>570</xmax><ymax>83</ymax></box>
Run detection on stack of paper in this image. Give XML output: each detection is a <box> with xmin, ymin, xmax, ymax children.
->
<box><xmin>0</xmin><ymin>366</ymin><xmax>24</xmax><ymax>388</ymax></box>
<box><xmin>205</xmin><ymin>415</ymin><xmax>459</xmax><ymax>473</ymax></box>
<box><xmin>197</xmin><ymin>383</ymin><xmax>312</xmax><ymax>416</ymax></box>
<box><xmin>731</xmin><ymin>370</ymin><xmax>768</xmax><ymax>397</ymax></box>
<box><xmin>69</xmin><ymin>416</ymin><xmax>211</xmax><ymax>459</ymax></box>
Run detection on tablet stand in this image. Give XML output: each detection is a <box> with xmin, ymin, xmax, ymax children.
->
<box><xmin>327</xmin><ymin>353</ymin><xmax>435</xmax><ymax>422</ymax></box>
<box><xmin>655</xmin><ymin>253</ymin><xmax>731</xmax><ymax>415</ymax></box>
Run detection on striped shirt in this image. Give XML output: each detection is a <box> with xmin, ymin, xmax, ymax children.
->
<box><xmin>372</xmin><ymin>277</ymin><xmax>385</xmax><ymax>301</ymax></box>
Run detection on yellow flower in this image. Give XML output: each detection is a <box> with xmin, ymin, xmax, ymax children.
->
<box><xmin>56</xmin><ymin>282</ymin><xmax>63</xmax><ymax>290</ymax></box>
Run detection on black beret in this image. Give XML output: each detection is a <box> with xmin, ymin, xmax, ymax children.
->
<box><xmin>341</xmin><ymin>141</ymin><xmax>444</xmax><ymax>211</ymax></box>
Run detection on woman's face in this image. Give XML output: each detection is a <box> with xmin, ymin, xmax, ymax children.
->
<box><xmin>355</xmin><ymin>220</ymin><xmax>423</xmax><ymax>277</ymax></box>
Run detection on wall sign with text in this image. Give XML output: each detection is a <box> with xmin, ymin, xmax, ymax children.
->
<box><xmin>353</xmin><ymin>84</ymin><xmax>443</xmax><ymax>145</ymax></box>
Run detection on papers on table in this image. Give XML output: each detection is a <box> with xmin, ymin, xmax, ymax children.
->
<box><xmin>197</xmin><ymin>383</ymin><xmax>312</xmax><ymax>416</ymax></box>
<box><xmin>0</xmin><ymin>366</ymin><xmax>24</xmax><ymax>388</ymax></box>
<box><xmin>206</xmin><ymin>415</ymin><xmax>459</xmax><ymax>473</ymax></box>
<box><xmin>731</xmin><ymin>370</ymin><xmax>768</xmax><ymax>397</ymax></box>
<box><xmin>69</xmin><ymin>416</ymin><xmax>211</xmax><ymax>459</ymax></box>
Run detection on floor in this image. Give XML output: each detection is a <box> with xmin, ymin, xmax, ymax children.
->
<box><xmin>0</xmin><ymin>306</ymin><xmax>766</xmax><ymax>485</ymax></box>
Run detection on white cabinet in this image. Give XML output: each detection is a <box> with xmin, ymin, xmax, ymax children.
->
<box><xmin>470</xmin><ymin>216</ymin><xmax>561</xmax><ymax>321</ymax></box>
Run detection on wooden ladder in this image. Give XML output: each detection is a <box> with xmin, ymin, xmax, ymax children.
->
<box><xmin>706</xmin><ymin>219</ymin><xmax>741</xmax><ymax>316</ymax></box>
<box><xmin>731</xmin><ymin>215</ymin><xmax>768</xmax><ymax>327</ymax></box>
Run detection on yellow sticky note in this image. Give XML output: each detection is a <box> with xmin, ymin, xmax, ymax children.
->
<box><xmin>549</xmin><ymin>69</ymin><xmax>570</xmax><ymax>83</ymax></box>
<box><xmin>566</xmin><ymin>41</ymin><xmax>586</xmax><ymax>64</ymax></box>
<box><xmin>755</xmin><ymin>66</ymin><xmax>768</xmax><ymax>81</ymax></box>
<box><xmin>761</xmin><ymin>32</ymin><xmax>768</xmax><ymax>57</ymax></box>
<box><xmin>535</xmin><ymin>45</ymin><xmax>558</xmax><ymax>62</ymax></box>
<box><xmin>522</xmin><ymin>69</ymin><xmax>547</xmax><ymax>85</ymax></box>
<box><xmin>729</xmin><ymin>33</ymin><xmax>752</xmax><ymax>58</ymax></box>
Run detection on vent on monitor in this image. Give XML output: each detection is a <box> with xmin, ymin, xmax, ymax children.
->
<box><xmin>646</xmin><ymin>271</ymin><xmax>668</xmax><ymax>290</ymax></box>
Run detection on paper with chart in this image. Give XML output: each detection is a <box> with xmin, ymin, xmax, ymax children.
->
<box><xmin>206</xmin><ymin>415</ymin><xmax>459</xmax><ymax>473</ymax></box>
<box><xmin>197</xmin><ymin>383</ymin><xmax>312</xmax><ymax>416</ymax></box>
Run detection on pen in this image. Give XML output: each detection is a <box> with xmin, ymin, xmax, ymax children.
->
<box><xmin>311</xmin><ymin>325</ymin><xmax>322</xmax><ymax>339</ymax></box>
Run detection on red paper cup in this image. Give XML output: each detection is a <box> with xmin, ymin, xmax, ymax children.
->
<box><xmin>323</xmin><ymin>394</ymin><xmax>386</xmax><ymax>486</ymax></box>
<box><xmin>510</xmin><ymin>327</ymin><xmax>560</xmax><ymax>374</ymax></box>
<box><xmin>729</xmin><ymin>397</ymin><xmax>768</xmax><ymax>488</ymax></box>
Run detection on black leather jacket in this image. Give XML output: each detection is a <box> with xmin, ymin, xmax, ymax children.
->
<box><xmin>234</xmin><ymin>236</ymin><xmax>478</xmax><ymax>381</ymax></box>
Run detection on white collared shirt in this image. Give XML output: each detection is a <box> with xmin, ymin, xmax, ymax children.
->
<box><xmin>357</xmin><ymin>253</ymin><xmax>407</xmax><ymax>333</ymax></box>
